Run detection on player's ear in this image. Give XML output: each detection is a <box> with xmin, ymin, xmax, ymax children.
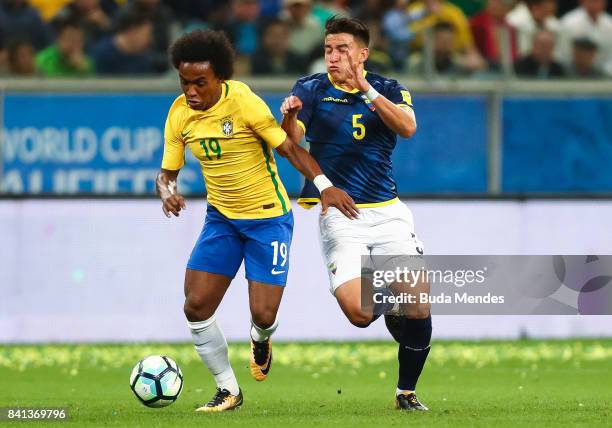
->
<box><xmin>360</xmin><ymin>47</ymin><xmax>369</xmax><ymax>64</ymax></box>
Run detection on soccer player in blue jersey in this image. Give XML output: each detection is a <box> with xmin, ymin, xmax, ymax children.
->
<box><xmin>280</xmin><ymin>17</ymin><xmax>432</xmax><ymax>411</ymax></box>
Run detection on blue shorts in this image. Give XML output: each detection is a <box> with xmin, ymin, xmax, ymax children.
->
<box><xmin>187</xmin><ymin>204</ymin><xmax>294</xmax><ymax>286</ymax></box>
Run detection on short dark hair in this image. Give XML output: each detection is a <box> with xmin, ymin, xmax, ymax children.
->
<box><xmin>169</xmin><ymin>30</ymin><xmax>235</xmax><ymax>79</ymax></box>
<box><xmin>113</xmin><ymin>7</ymin><xmax>152</xmax><ymax>33</ymax></box>
<box><xmin>573</xmin><ymin>37</ymin><xmax>598</xmax><ymax>52</ymax></box>
<box><xmin>325</xmin><ymin>16</ymin><xmax>370</xmax><ymax>47</ymax></box>
<box><xmin>260</xmin><ymin>17</ymin><xmax>286</xmax><ymax>37</ymax></box>
<box><xmin>53</xmin><ymin>16</ymin><xmax>82</xmax><ymax>36</ymax></box>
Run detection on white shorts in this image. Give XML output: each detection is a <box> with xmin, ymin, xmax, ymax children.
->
<box><xmin>319</xmin><ymin>199</ymin><xmax>424</xmax><ymax>294</ymax></box>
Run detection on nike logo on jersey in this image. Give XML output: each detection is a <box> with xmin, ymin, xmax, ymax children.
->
<box><xmin>181</xmin><ymin>130</ymin><xmax>191</xmax><ymax>138</ymax></box>
<box><xmin>271</xmin><ymin>268</ymin><xmax>286</xmax><ymax>275</ymax></box>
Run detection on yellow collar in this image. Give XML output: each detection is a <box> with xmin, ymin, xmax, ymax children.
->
<box><xmin>327</xmin><ymin>70</ymin><xmax>368</xmax><ymax>94</ymax></box>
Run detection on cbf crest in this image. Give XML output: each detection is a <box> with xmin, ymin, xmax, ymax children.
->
<box><xmin>221</xmin><ymin>117</ymin><xmax>233</xmax><ymax>137</ymax></box>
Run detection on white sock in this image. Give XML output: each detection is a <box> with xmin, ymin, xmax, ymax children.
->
<box><xmin>250</xmin><ymin>317</ymin><xmax>279</xmax><ymax>342</ymax></box>
<box><xmin>396</xmin><ymin>388</ymin><xmax>415</xmax><ymax>396</ymax></box>
<box><xmin>189</xmin><ymin>316</ymin><xmax>240</xmax><ymax>396</ymax></box>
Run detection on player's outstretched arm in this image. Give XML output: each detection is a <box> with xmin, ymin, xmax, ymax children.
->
<box><xmin>275</xmin><ymin>139</ymin><xmax>359</xmax><ymax>219</ymax></box>
<box><xmin>345</xmin><ymin>53</ymin><xmax>417</xmax><ymax>138</ymax></box>
<box><xmin>156</xmin><ymin>169</ymin><xmax>186</xmax><ymax>218</ymax></box>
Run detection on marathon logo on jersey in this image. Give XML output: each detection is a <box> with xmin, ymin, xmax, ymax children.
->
<box><xmin>221</xmin><ymin>117</ymin><xmax>233</xmax><ymax>136</ymax></box>
<box><xmin>321</xmin><ymin>96</ymin><xmax>351</xmax><ymax>104</ymax></box>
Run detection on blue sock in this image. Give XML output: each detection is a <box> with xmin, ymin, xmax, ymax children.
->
<box><xmin>397</xmin><ymin>316</ymin><xmax>432</xmax><ymax>391</ymax></box>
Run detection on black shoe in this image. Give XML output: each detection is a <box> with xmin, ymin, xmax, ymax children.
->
<box><xmin>395</xmin><ymin>392</ymin><xmax>429</xmax><ymax>411</ymax></box>
<box><xmin>384</xmin><ymin>314</ymin><xmax>406</xmax><ymax>343</ymax></box>
<box><xmin>195</xmin><ymin>388</ymin><xmax>243</xmax><ymax>412</ymax></box>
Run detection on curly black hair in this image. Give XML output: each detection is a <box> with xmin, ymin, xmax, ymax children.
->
<box><xmin>169</xmin><ymin>30</ymin><xmax>234</xmax><ymax>80</ymax></box>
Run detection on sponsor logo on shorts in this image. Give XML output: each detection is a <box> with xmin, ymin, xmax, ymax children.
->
<box><xmin>328</xmin><ymin>262</ymin><xmax>337</xmax><ymax>275</ymax></box>
<box><xmin>271</xmin><ymin>268</ymin><xmax>286</xmax><ymax>275</ymax></box>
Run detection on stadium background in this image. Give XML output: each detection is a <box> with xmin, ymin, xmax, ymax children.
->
<box><xmin>1</xmin><ymin>0</ymin><xmax>611</xmax><ymax>343</ymax></box>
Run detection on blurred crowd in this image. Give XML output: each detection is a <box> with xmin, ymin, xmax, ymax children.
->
<box><xmin>1</xmin><ymin>0</ymin><xmax>611</xmax><ymax>79</ymax></box>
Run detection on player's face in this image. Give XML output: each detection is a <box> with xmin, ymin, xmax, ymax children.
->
<box><xmin>324</xmin><ymin>33</ymin><xmax>368</xmax><ymax>83</ymax></box>
<box><xmin>178</xmin><ymin>62</ymin><xmax>223</xmax><ymax>111</ymax></box>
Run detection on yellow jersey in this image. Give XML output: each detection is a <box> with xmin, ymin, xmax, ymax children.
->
<box><xmin>161</xmin><ymin>80</ymin><xmax>291</xmax><ymax>219</ymax></box>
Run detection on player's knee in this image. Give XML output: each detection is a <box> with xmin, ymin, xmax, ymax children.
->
<box><xmin>251</xmin><ymin>309</ymin><xmax>276</xmax><ymax>329</ymax></box>
<box><xmin>183</xmin><ymin>299</ymin><xmax>200</xmax><ymax>321</ymax></box>
<box><xmin>406</xmin><ymin>305</ymin><xmax>430</xmax><ymax>319</ymax></box>
<box><xmin>405</xmin><ymin>303</ymin><xmax>431</xmax><ymax>319</ymax></box>
<box><xmin>183</xmin><ymin>296</ymin><xmax>214</xmax><ymax>322</ymax></box>
<box><xmin>346</xmin><ymin>310</ymin><xmax>372</xmax><ymax>328</ymax></box>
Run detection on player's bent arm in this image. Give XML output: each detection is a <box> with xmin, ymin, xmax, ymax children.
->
<box><xmin>370</xmin><ymin>94</ymin><xmax>417</xmax><ymax>138</ymax></box>
<box><xmin>344</xmin><ymin>53</ymin><xmax>416</xmax><ymax>138</ymax></box>
<box><xmin>275</xmin><ymin>138</ymin><xmax>359</xmax><ymax>219</ymax></box>
<box><xmin>280</xmin><ymin>95</ymin><xmax>305</xmax><ymax>144</ymax></box>
<box><xmin>156</xmin><ymin>168</ymin><xmax>186</xmax><ymax>218</ymax></box>
<box><xmin>280</xmin><ymin>111</ymin><xmax>305</xmax><ymax>145</ymax></box>
<box><xmin>275</xmin><ymin>137</ymin><xmax>324</xmax><ymax>182</ymax></box>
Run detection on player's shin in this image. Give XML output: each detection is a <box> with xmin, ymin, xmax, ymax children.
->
<box><xmin>188</xmin><ymin>316</ymin><xmax>240</xmax><ymax>396</ymax></box>
<box><xmin>397</xmin><ymin>315</ymin><xmax>432</xmax><ymax>393</ymax></box>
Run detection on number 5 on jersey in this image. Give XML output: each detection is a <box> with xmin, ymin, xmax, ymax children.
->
<box><xmin>352</xmin><ymin>114</ymin><xmax>365</xmax><ymax>140</ymax></box>
<box><xmin>270</xmin><ymin>240</ymin><xmax>287</xmax><ymax>274</ymax></box>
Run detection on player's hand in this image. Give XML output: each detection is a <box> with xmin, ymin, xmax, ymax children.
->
<box><xmin>280</xmin><ymin>95</ymin><xmax>302</xmax><ymax>116</ymax></box>
<box><xmin>162</xmin><ymin>193</ymin><xmax>186</xmax><ymax>218</ymax></box>
<box><xmin>320</xmin><ymin>187</ymin><xmax>359</xmax><ymax>219</ymax></box>
<box><xmin>345</xmin><ymin>52</ymin><xmax>370</xmax><ymax>93</ymax></box>
<box><xmin>159</xmin><ymin>179</ymin><xmax>186</xmax><ymax>218</ymax></box>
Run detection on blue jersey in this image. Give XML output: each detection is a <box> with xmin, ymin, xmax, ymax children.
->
<box><xmin>292</xmin><ymin>72</ymin><xmax>413</xmax><ymax>207</ymax></box>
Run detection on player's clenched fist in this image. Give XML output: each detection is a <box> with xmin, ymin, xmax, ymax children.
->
<box><xmin>320</xmin><ymin>187</ymin><xmax>359</xmax><ymax>219</ymax></box>
<box><xmin>162</xmin><ymin>192</ymin><xmax>186</xmax><ymax>218</ymax></box>
<box><xmin>280</xmin><ymin>95</ymin><xmax>302</xmax><ymax>115</ymax></box>
<box><xmin>156</xmin><ymin>172</ymin><xmax>187</xmax><ymax>218</ymax></box>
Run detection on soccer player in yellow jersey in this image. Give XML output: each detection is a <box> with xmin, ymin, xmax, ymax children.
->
<box><xmin>156</xmin><ymin>30</ymin><xmax>357</xmax><ymax>413</ymax></box>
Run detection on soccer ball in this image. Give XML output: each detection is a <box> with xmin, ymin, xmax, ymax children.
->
<box><xmin>129</xmin><ymin>355</ymin><xmax>184</xmax><ymax>408</ymax></box>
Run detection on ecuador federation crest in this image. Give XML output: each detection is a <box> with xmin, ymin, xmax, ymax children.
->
<box><xmin>221</xmin><ymin>117</ymin><xmax>233</xmax><ymax>136</ymax></box>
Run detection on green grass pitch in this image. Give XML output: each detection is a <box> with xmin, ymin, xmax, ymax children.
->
<box><xmin>1</xmin><ymin>340</ymin><xmax>611</xmax><ymax>427</ymax></box>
